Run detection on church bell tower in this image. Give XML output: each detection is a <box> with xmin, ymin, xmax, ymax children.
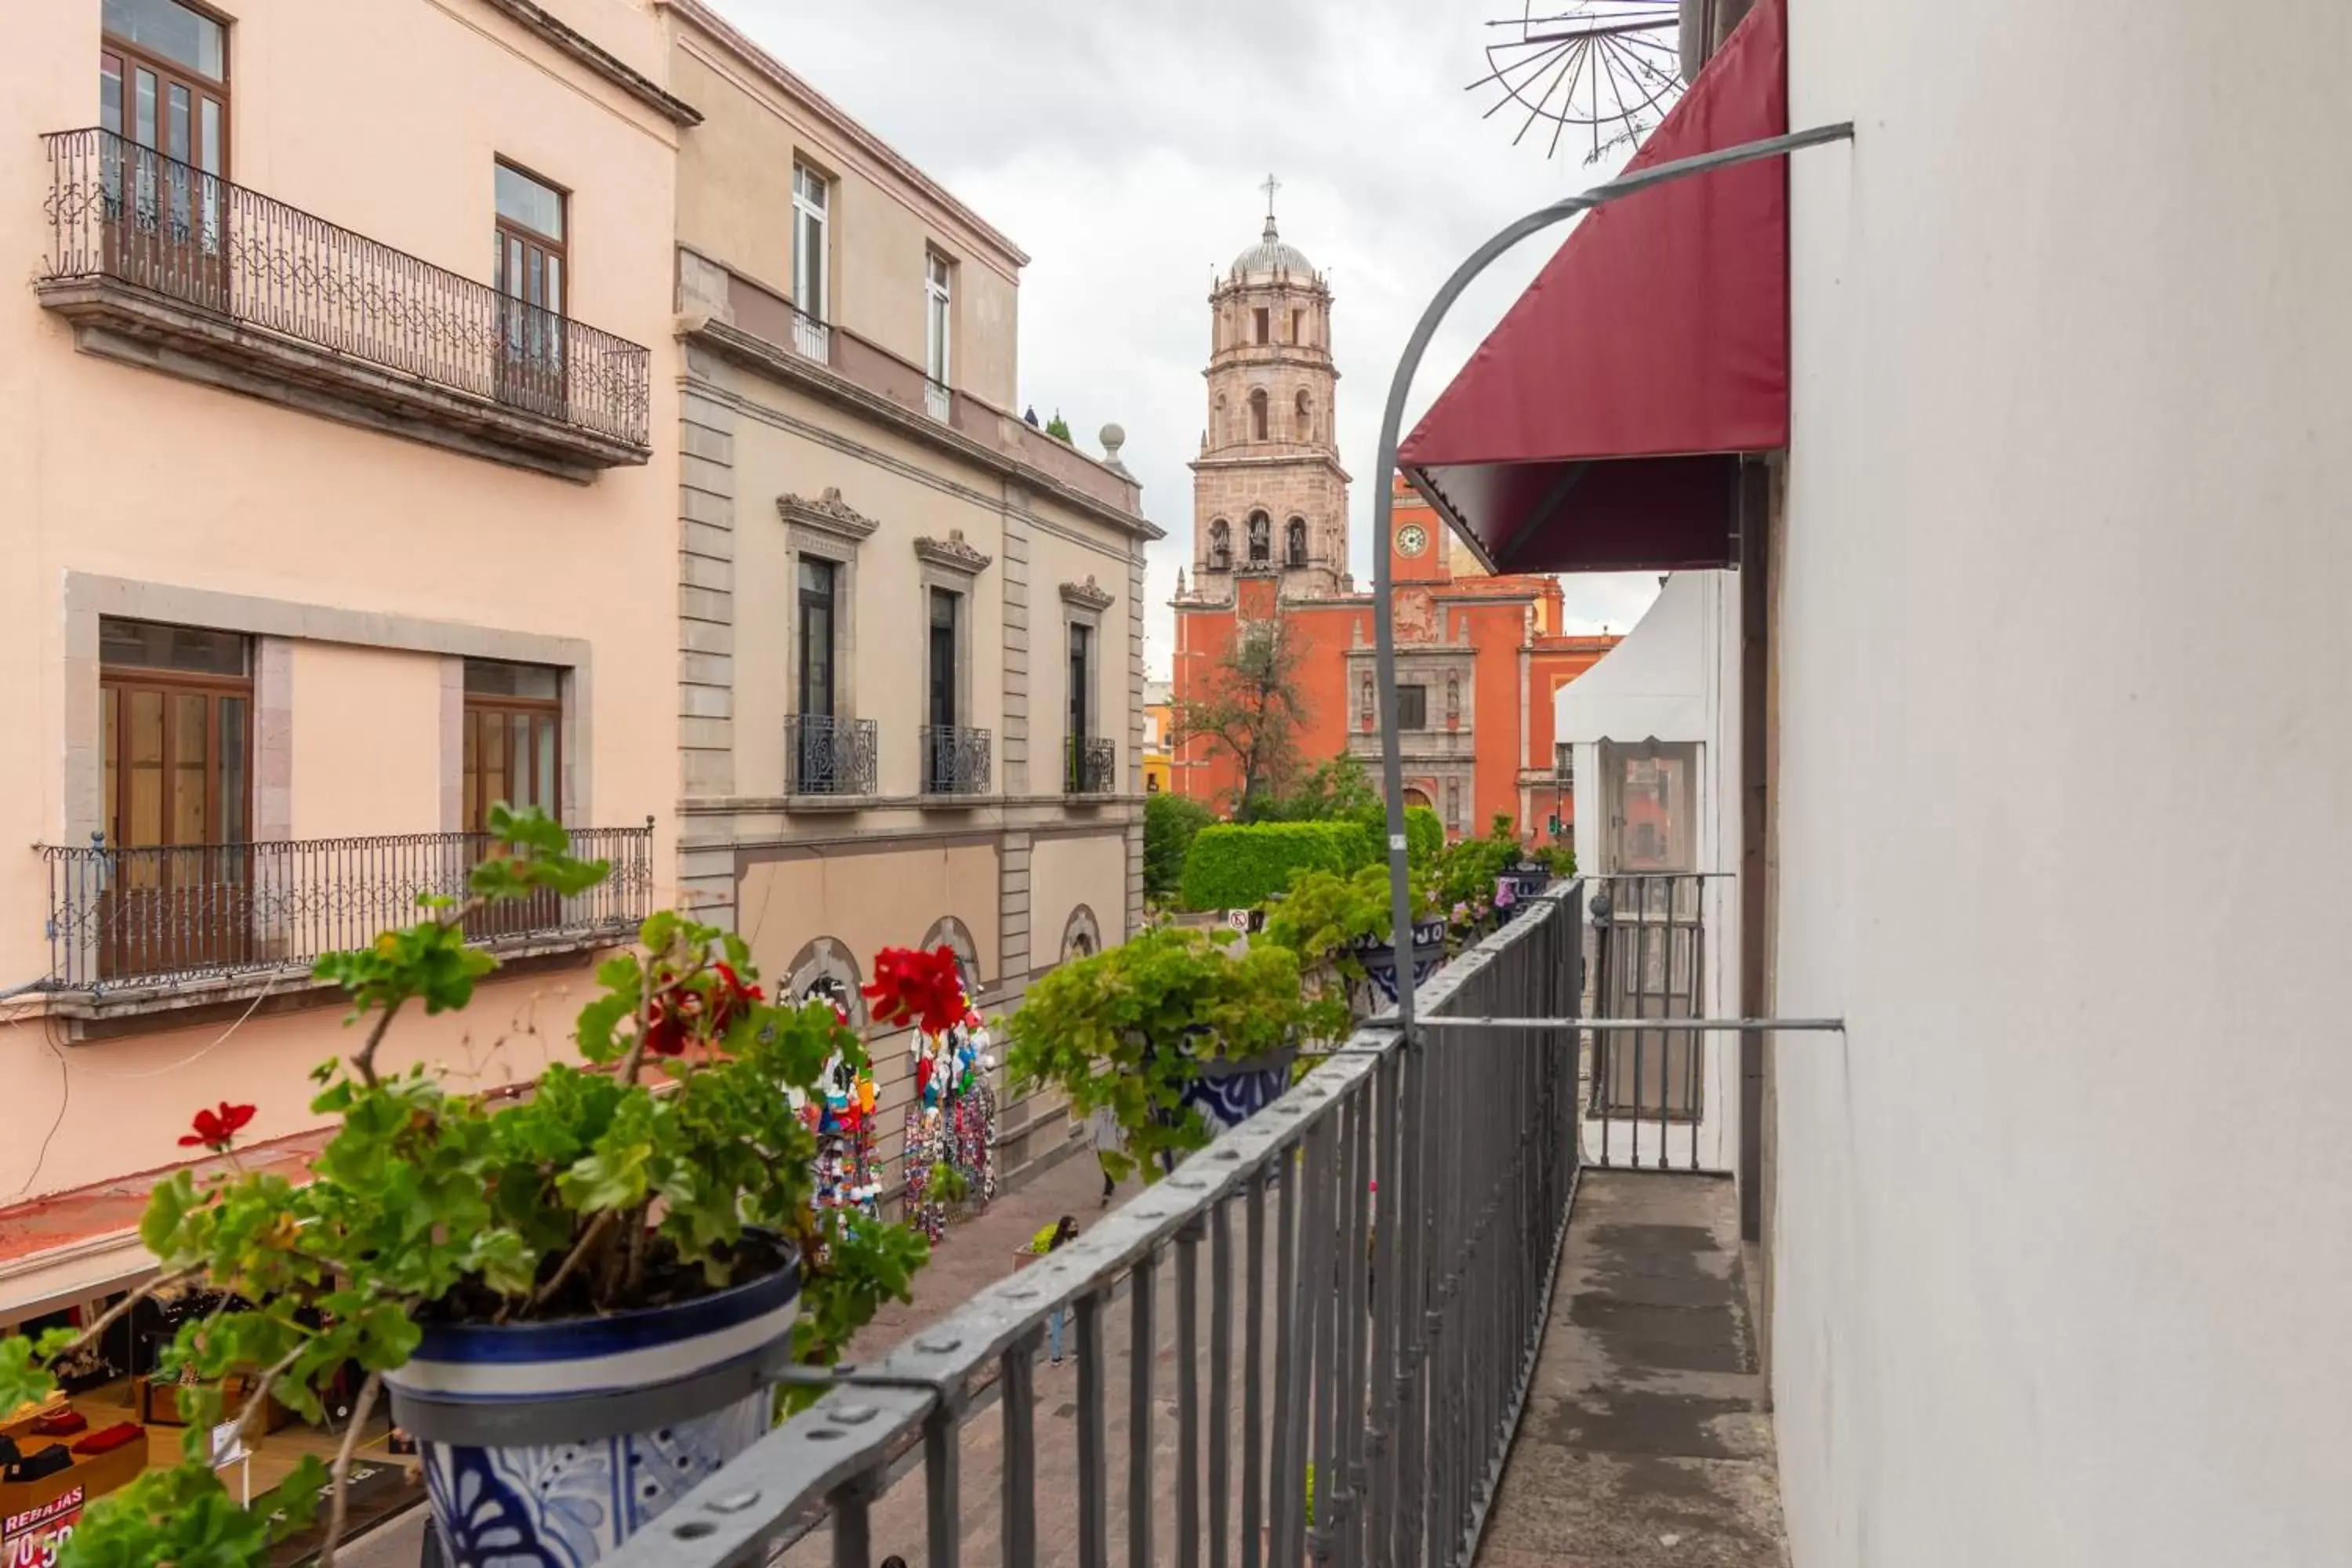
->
<box><xmin>1189</xmin><ymin>176</ymin><xmax>1352</xmax><ymax>603</ymax></box>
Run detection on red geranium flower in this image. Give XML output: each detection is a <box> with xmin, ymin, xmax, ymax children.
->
<box><xmin>643</xmin><ymin>963</ymin><xmax>766</xmax><ymax>1058</ymax></box>
<box><xmin>180</xmin><ymin>1102</ymin><xmax>256</xmax><ymax>1152</ymax></box>
<box><xmin>862</xmin><ymin>946</ymin><xmax>966</xmax><ymax>1036</ymax></box>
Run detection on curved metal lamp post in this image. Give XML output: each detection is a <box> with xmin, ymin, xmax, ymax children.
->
<box><xmin>1369</xmin><ymin>120</ymin><xmax>1855</xmax><ymax>1039</ymax></box>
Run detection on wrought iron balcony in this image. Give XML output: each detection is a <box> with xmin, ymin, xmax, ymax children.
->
<box><xmin>789</xmin><ymin>307</ymin><xmax>831</xmax><ymax>366</ymax></box>
<box><xmin>919</xmin><ymin>724</ymin><xmax>993</xmax><ymax>796</ymax></box>
<box><xmin>35</xmin><ymin>823</ymin><xmax>653</xmax><ymax>994</ymax></box>
<box><xmin>1065</xmin><ymin>735</ymin><xmax>1116</xmax><ymax>796</ymax></box>
<box><xmin>36</xmin><ymin>129</ymin><xmax>652</xmax><ymax>477</ymax></box>
<box><xmin>786</xmin><ymin>714</ymin><xmax>878</xmax><ymax>797</ymax></box>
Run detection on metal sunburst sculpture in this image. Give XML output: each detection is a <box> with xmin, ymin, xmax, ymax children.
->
<box><xmin>1472</xmin><ymin>2</ymin><xmax>1685</xmax><ymax>165</ymax></box>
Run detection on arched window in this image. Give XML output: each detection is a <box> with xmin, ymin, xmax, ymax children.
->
<box><xmin>1249</xmin><ymin>388</ymin><xmax>1269</xmax><ymax>442</ymax></box>
<box><xmin>1247</xmin><ymin>510</ymin><xmax>1271</xmax><ymax>564</ymax></box>
<box><xmin>918</xmin><ymin>915</ymin><xmax>984</xmax><ymax>1000</ymax></box>
<box><xmin>1294</xmin><ymin>390</ymin><xmax>1312</xmax><ymax>441</ymax></box>
<box><xmin>1209</xmin><ymin>519</ymin><xmax>1232</xmax><ymax>570</ymax></box>
<box><xmin>1286</xmin><ymin>517</ymin><xmax>1308</xmax><ymax>568</ymax></box>
<box><xmin>1060</xmin><ymin>905</ymin><xmax>1102</xmax><ymax>964</ymax></box>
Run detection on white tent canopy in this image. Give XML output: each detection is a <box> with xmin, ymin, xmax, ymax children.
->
<box><xmin>1553</xmin><ymin>571</ymin><xmax>1722</xmax><ymax>746</ymax></box>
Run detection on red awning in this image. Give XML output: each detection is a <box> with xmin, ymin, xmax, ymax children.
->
<box><xmin>1399</xmin><ymin>0</ymin><xmax>1789</xmax><ymax>575</ymax></box>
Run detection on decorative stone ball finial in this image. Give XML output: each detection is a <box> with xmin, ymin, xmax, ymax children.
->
<box><xmin>1099</xmin><ymin>423</ymin><xmax>1127</xmax><ymax>464</ymax></box>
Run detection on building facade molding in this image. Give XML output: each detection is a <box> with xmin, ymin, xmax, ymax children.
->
<box><xmin>479</xmin><ymin>0</ymin><xmax>703</xmax><ymax>125</ymax></box>
<box><xmin>913</xmin><ymin>532</ymin><xmax>993</xmax><ymax>575</ymax></box>
<box><xmin>778</xmin><ymin>486</ymin><xmax>881</xmax><ymax>547</ymax></box>
<box><xmin>1058</xmin><ymin>576</ymin><xmax>1116</xmax><ymax>614</ymax></box>
<box><xmin>684</xmin><ymin>319</ymin><xmax>1158</xmax><ymax>543</ymax></box>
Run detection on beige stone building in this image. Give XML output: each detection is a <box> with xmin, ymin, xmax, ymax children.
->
<box><xmin>1189</xmin><ymin>196</ymin><xmax>1351</xmax><ymax>601</ymax></box>
<box><xmin>660</xmin><ymin>0</ymin><xmax>1157</xmax><ymax>1186</ymax></box>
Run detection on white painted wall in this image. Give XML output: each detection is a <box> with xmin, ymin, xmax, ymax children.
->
<box><xmin>1556</xmin><ymin>572</ymin><xmax>1742</xmax><ymax>1170</ymax></box>
<box><xmin>1778</xmin><ymin>5</ymin><xmax>2352</xmax><ymax>1566</ymax></box>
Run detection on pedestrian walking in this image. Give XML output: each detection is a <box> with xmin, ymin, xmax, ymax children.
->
<box><xmin>1043</xmin><ymin>1214</ymin><xmax>1080</xmax><ymax>1363</ymax></box>
<box><xmin>1088</xmin><ymin>1103</ymin><xmax>1123</xmax><ymax>1207</ymax></box>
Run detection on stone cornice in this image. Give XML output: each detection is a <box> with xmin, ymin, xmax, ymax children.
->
<box><xmin>687</xmin><ymin>319</ymin><xmax>1161</xmax><ymax>543</ymax></box>
<box><xmin>481</xmin><ymin>0</ymin><xmax>702</xmax><ymax>125</ymax></box>
<box><xmin>913</xmin><ymin>531</ymin><xmax>993</xmax><ymax>575</ymax></box>
<box><xmin>1059</xmin><ymin>576</ymin><xmax>1116</xmax><ymax>613</ymax></box>
<box><xmin>777</xmin><ymin>486</ymin><xmax>879</xmax><ymax>545</ymax></box>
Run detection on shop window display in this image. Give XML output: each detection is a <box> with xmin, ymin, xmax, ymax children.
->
<box><xmin>0</xmin><ymin>1286</ymin><xmax>416</xmax><ymax>1560</ymax></box>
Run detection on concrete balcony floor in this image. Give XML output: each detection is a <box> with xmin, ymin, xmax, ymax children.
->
<box><xmin>1479</xmin><ymin>1171</ymin><xmax>1787</xmax><ymax>1567</ymax></box>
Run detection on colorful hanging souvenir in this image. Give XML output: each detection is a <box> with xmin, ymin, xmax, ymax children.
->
<box><xmin>899</xmin><ymin>975</ymin><xmax>1000</xmax><ymax>1243</ymax></box>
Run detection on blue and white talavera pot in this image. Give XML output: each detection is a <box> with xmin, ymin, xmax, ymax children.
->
<box><xmin>1355</xmin><ymin>921</ymin><xmax>1450</xmax><ymax>1007</ymax></box>
<box><xmin>383</xmin><ymin>1245</ymin><xmax>800</xmax><ymax>1568</ymax></box>
<box><xmin>1179</xmin><ymin>1046</ymin><xmax>1299</xmax><ymax>1135</ymax></box>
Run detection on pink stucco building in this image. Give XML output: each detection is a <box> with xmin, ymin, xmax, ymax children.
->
<box><xmin>0</xmin><ymin>0</ymin><xmax>689</xmax><ymax>1330</ymax></box>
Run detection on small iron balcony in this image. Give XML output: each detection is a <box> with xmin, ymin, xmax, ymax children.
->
<box><xmin>919</xmin><ymin>725</ymin><xmax>992</xmax><ymax>797</ymax></box>
<box><xmin>1065</xmin><ymin>735</ymin><xmax>1116</xmax><ymax>797</ymax></box>
<box><xmin>786</xmin><ymin>714</ymin><xmax>878</xmax><ymax>797</ymax></box>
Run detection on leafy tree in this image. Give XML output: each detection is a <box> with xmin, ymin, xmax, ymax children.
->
<box><xmin>1046</xmin><ymin>409</ymin><xmax>1073</xmax><ymax>441</ymax></box>
<box><xmin>1174</xmin><ymin>617</ymin><xmax>1310</xmax><ymax>818</ymax></box>
<box><xmin>1144</xmin><ymin>791</ymin><xmax>1214</xmax><ymax>899</ymax></box>
<box><xmin>1254</xmin><ymin>753</ymin><xmax>1380</xmax><ymax>825</ymax></box>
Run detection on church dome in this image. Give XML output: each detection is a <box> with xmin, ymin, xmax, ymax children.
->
<box><xmin>1230</xmin><ymin>216</ymin><xmax>1316</xmax><ymax>281</ymax></box>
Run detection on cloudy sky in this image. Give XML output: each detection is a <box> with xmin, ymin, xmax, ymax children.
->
<box><xmin>719</xmin><ymin>0</ymin><xmax>1667</xmax><ymax>673</ymax></box>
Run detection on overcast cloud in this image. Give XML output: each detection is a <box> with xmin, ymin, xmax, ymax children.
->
<box><xmin>719</xmin><ymin>0</ymin><xmax>1666</xmax><ymax>673</ymax></box>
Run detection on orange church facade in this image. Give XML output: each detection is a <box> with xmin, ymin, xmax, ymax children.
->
<box><xmin>1173</xmin><ymin>480</ymin><xmax>1617</xmax><ymax>841</ymax></box>
<box><xmin>1166</xmin><ymin>205</ymin><xmax>1614</xmax><ymax>841</ymax></box>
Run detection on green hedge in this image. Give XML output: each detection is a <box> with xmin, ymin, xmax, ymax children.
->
<box><xmin>1179</xmin><ymin>821</ymin><xmax>1379</xmax><ymax>911</ymax></box>
<box><xmin>1339</xmin><ymin>803</ymin><xmax>1445</xmax><ymax>865</ymax></box>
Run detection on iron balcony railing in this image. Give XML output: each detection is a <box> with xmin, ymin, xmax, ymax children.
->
<box><xmin>1066</xmin><ymin>735</ymin><xmax>1116</xmax><ymax>796</ymax></box>
<box><xmin>919</xmin><ymin>724</ymin><xmax>992</xmax><ymax>796</ymax></box>
<box><xmin>1584</xmin><ymin>872</ymin><xmax>1717</xmax><ymax>1171</ymax></box>
<box><xmin>786</xmin><ymin>714</ymin><xmax>879</xmax><ymax>797</ymax></box>
<box><xmin>789</xmin><ymin>304</ymin><xmax>832</xmax><ymax>366</ymax></box>
<box><xmin>35</xmin><ymin>822</ymin><xmax>654</xmax><ymax>993</ymax></box>
<box><xmin>604</xmin><ymin>883</ymin><xmax>1584</xmax><ymax>1568</ymax></box>
<box><xmin>38</xmin><ymin>128</ymin><xmax>652</xmax><ymax>448</ymax></box>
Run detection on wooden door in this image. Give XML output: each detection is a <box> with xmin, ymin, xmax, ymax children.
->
<box><xmin>99</xmin><ymin>12</ymin><xmax>229</xmax><ymax>311</ymax></box>
<box><xmin>100</xmin><ymin>674</ymin><xmax>252</xmax><ymax>980</ymax></box>
<box><xmin>463</xmin><ymin>699</ymin><xmax>562</xmax><ymax>938</ymax></box>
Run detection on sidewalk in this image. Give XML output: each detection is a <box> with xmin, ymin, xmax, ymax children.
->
<box><xmin>839</xmin><ymin>1128</ymin><xmax>1110</xmax><ymax>1363</ymax></box>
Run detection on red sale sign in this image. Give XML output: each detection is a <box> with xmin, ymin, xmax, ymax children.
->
<box><xmin>2</xmin><ymin>1488</ymin><xmax>85</xmax><ymax>1568</ymax></box>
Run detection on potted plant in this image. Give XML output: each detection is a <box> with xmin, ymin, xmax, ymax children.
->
<box><xmin>0</xmin><ymin>808</ymin><xmax>937</xmax><ymax>1567</ymax></box>
<box><xmin>1004</xmin><ymin>927</ymin><xmax>1314</xmax><ymax>1177</ymax></box>
<box><xmin>1259</xmin><ymin>864</ymin><xmax>1446</xmax><ymax>1021</ymax></box>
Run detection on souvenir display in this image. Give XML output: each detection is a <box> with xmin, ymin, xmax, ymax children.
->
<box><xmin>900</xmin><ymin>981</ymin><xmax>999</xmax><ymax>1245</ymax></box>
<box><xmin>799</xmin><ymin>988</ymin><xmax>883</xmax><ymax>1221</ymax></box>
